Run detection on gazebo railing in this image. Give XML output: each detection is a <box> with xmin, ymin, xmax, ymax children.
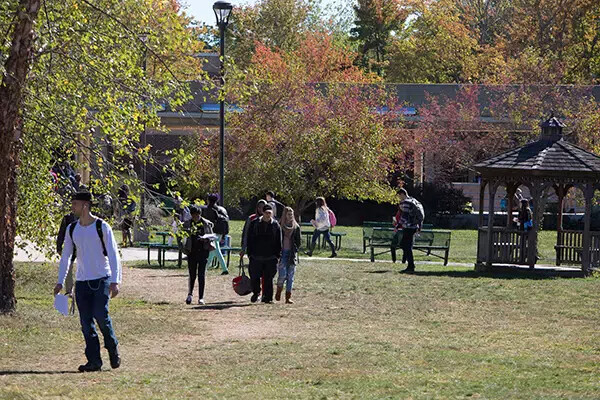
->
<box><xmin>556</xmin><ymin>230</ymin><xmax>600</xmax><ymax>266</ymax></box>
<box><xmin>478</xmin><ymin>228</ymin><xmax>529</xmax><ymax>264</ymax></box>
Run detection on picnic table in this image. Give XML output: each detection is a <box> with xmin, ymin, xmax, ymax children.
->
<box><xmin>138</xmin><ymin>231</ymin><xmax>182</xmax><ymax>267</ymax></box>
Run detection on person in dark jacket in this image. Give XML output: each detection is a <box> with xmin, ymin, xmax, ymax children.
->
<box><xmin>247</xmin><ymin>204</ymin><xmax>282</xmax><ymax>303</ymax></box>
<box><xmin>275</xmin><ymin>207</ymin><xmax>301</xmax><ymax>303</ymax></box>
<box><xmin>203</xmin><ymin>193</ymin><xmax>229</xmax><ymax>274</ymax></box>
<box><xmin>184</xmin><ymin>206</ymin><xmax>215</xmax><ymax>305</ymax></box>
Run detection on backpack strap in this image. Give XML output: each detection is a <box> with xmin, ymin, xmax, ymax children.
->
<box><xmin>96</xmin><ymin>219</ymin><xmax>108</xmax><ymax>257</ymax></box>
<box><xmin>68</xmin><ymin>221</ymin><xmax>78</xmax><ymax>260</ymax></box>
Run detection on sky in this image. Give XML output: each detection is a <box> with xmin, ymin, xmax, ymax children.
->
<box><xmin>182</xmin><ymin>0</ymin><xmax>343</xmax><ymax>26</ymax></box>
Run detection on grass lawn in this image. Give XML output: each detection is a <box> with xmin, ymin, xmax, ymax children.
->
<box><xmin>1</xmin><ymin>258</ymin><xmax>599</xmax><ymax>399</ymax></box>
<box><xmin>138</xmin><ymin>220</ymin><xmax>561</xmax><ymax>265</ymax></box>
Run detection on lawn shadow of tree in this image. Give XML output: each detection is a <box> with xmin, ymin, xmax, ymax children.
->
<box><xmin>400</xmin><ymin>266</ymin><xmax>586</xmax><ymax>280</ymax></box>
<box><xmin>191</xmin><ymin>301</ymin><xmax>253</xmax><ymax>311</ymax></box>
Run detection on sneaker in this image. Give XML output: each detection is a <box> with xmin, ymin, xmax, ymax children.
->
<box><xmin>305</xmin><ymin>251</ymin><xmax>312</xmax><ymax>257</ymax></box>
<box><xmin>109</xmin><ymin>349</ymin><xmax>121</xmax><ymax>369</ymax></box>
<box><xmin>198</xmin><ymin>298</ymin><xmax>205</xmax><ymax>305</ymax></box>
<box><xmin>400</xmin><ymin>267</ymin><xmax>415</xmax><ymax>273</ymax></box>
<box><xmin>185</xmin><ymin>294</ymin><xmax>192</xmax><ymax>305</ymax></box>
<box><xmin>220</xmin><ymin>271</ymin><xmax>229</xmax><ymax>275</ymax></box>
<box><xmin>78</xmin><ymin>363</ymin><xmax>102</xmax><ymax>372</ymax></box>
<box><xmin>329</xmin><ymin>252</ymin><xmax>337</xmax><ymax>258</ymax></box>
<box><xmin>250</xmin><ymin>293</ymin><xmax>260</xmax><ymax>303</ymax></box>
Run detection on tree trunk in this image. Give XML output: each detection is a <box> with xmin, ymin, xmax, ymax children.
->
<box><xmin>0</xmin><ymin>0</ymin><xmax>42</xmax><ymax>314</ymax></box>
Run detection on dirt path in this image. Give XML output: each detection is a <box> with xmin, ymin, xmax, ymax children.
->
<box><xmin>121</xmin><ymin>265</ymin><xmax>301</xmax><ymax>343</ymax></box>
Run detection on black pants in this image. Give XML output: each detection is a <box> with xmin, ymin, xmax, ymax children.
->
<box><xmin>400</xmin><ymin>228</ymin><xmax>417</xmax><ymax>270</ymax></box>
<box><xmin>249</xmin><ymin>258</ymin><xmax>277</xmax><ymax>302</ymax></box>
<box><xmin>188</xmin><ymin>252</ymin><xmax>209</xmax><ymax>299</ymax></box>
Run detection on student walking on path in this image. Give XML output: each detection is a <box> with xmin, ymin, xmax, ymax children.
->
<box><xmin>397</xmin><ymin>188</ymin><xmax>425</xmax><ymax>273</ymax></box>
<box><xmin>53</xmin><ymin>191</ymin><xmax>122</xmax><ymax>372</ymax></box>
<box><xmin>306</xmin><ymin>197</ymin><xmax>337</xmax><ymax>258</ymax></box>
<box><xmin>203</xmin><ymin>194</ymin><xmax>229</xmax><ymax>275</ymax></box>
<box><xmin>247</xmin><ymin>204</ymin><xmax>282</xmax><ymax>303</ymax></box>
<box><xmin>276</xmin><ymin>207</ymin><xmax>301</xmax><ymax>304</ymax></box>
<box><xmin>183</xmin><ymin>206</ymin><xmax>215</xmax><ymax>306</ymax></box>
<box><xmin>240</xmin><ymin>199</ymin><xmax>267</xmax><ymax>260</ymax></box>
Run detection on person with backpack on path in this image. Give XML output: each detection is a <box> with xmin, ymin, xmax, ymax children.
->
<box><xmin>203</xmin><ymin>194</ymin><xmax>229</xmax><ymax>275</ymax></box>
<box><xmin>53</xmin><ymin>191</ymin><xmax>122</xmax><ymax>372</ymax></box>
<box><xmin>306</xmin><ymin>197</ymin><xmax>337</xmax><ymax>258</ymax></box>
<box><xmin>275</xmin><ymin>207</ymin><xmax>301</xmax><ymax>304</ymax></box>
<box><xmin>397</xmin><ymin>188</ymin><xmax>425</xmax><ymax>273</ymax></box>
<box><xmin>247</xmin><ymin>204</ymin><xmax>282</xmax><ymax>303</ymax></box>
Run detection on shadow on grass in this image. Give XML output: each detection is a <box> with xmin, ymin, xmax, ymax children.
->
<box><xmin>395</xmin><ymin>265</ymin><xmax>586</xmax><ymax>280</ymax></box>
<box><xmin>192</xmin><ymin>301</ymin><xmax>253</xmax><ymax>311</ymax></box>
<box><xmin>0</xmin><ymin>370</ymin><xmax>79</xmax><ymax>375</ymax></box>
<box><xmin>366</xmin><ymin>270</ymin><xmax>395</xmax><ymax>274</ymax></box>
<box><xmin>127</xmin><ymin>262</ymin><xmax>184</xmax><ymax>270</ymax></box>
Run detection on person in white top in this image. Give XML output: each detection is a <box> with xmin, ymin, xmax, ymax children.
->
<box><xmin>53</xmin><ymin>191</ymin><xmax>122</xmax><ymax>372</ymax></box>
<box><xmin>306</xmin><ymin>197</ymin><xmax>337</xmax><ymax>258</ymax></box>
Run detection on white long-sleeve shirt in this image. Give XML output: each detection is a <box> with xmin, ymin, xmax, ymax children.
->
<box><xmin>314</xmin><ymin>207</ymin><xmax>331</xmax><ymax>231</ymax></box>
<box><xmin>57</xmin><ymin>218</ymin><xmax>122</xmax><ymax>284</ymax></box>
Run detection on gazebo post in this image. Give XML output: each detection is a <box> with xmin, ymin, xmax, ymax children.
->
<box><xmin>505</xmin><ymin>182</ymin><xmax>517</xmax><ymax>228</ymax></box>
<box><xmin>486</xmin><ymin>181</ymin><xmax>498</xmax><ymax>267</ymax></box>
<box><xmin>478</xmin><ymin>180</ymin><xmax>487</xmax><ymax>227</ymax></box>
<box><xmin>476</xmin><ymin>180</ymin><xmax>488</xmax><ymax>268</ymax></box>
<box><xmin>554</xmin><ymin>184</ymin><xmax>567</xmax><ymax>266</ymax></box>
<box><xmin>581</xmin><ymin>183</ymin><xmax>593</xmax><ymax>274</ymax></box>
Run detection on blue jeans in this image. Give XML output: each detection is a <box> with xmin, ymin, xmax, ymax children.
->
<box><xmin>277</xmin><ymin>249</ymin><xmax>296</xmax><ymax>292</ymax></box>
<box><xmin>311</xmin><ymin>229</ymin><xmax>335</xmax><ymax>253</ymax></box>
<box><xmin>75</xmin><ymin>277</ymin><xmax>119</xmax><ymax>366</ymax></box>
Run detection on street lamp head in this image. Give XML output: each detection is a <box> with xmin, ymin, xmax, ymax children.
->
<box><xmin>213</xmin><ymin>1</ymin><xmax>233</xmax><ymax>27</ymax></box>
<box><xmin>138</xmin><ymin>32</ymin><xmax>149</xmax><ymax>44</ymax></box>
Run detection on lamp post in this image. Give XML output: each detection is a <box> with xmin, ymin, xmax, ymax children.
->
<box><xmin>213</xmin><ymin>1</ymin><xmax>233</xmax><ymax>206</ymax></box>
<box><xmin>134</xmin><ymin>32</ymin><xmax>149</xmax><ymax>242</ymax></box>
<box><xmin>139</xmin><ymin>32</ymin><xmax>148</xmax><ymax>219</ymax></box>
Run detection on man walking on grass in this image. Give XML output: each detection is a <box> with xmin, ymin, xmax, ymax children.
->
<box><xmin>397</xmin><ymin>188</ymin><xmax>425</xmax><ymax>273</ymax></box>
<box><xmin>247</xmin><ymin>204</ymin><xmax>282</xmax><ymax>303</ymax></box>
<box><xmin>53</xmin><ymin>191</ymin><xmax>122</xmax><ymax>372</ymax></box>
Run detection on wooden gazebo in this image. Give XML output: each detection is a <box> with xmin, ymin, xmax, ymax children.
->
<box><xmin>474</xmin><ymin>114</ymin><xmax>600</xmax><ymax>274</ymax></box>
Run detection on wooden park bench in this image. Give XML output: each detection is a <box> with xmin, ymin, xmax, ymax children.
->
<box><xmin>369</xmin><ymin>227</ymin><xmax>451</xmax><ymax>265</ymax></box>
<box><xmin>363</xmin><ymin>221</ymin><xmax>433</xmax><ymax>253</ymax></box>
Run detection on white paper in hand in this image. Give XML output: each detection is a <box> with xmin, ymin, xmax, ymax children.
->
<box><xmin>54</xmin><ymin>294</ymin><xmax>70</xmax><ymax>316</ymax></box>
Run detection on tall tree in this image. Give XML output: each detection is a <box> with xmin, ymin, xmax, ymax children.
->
<box><xmin>169</xmin><ymin>32</ymin><xmax>400</xmax><ymax>213</ymax></box>
<box><xmin>0</xmin><ymin>0</ymin><xmax>206</xmax><ymax>313</ymax></box>
<box><xmin>0</xmin><ymin>0</ymin><xmax>41</xmax><ymax>313</ymax></box>
<box><xmin>351</xmin><ymin>0</ymin><xmax>407</xmax><ymax>76</ymax></box>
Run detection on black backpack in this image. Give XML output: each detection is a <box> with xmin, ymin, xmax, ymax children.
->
<box><xmin>213</xmin><ymin>207</ymin><xmax>230</xmax><ymax>235</ymax></box>
<box><xmin>68</xmin><ymin>219</ymin><xmax>108</xmax><ymax>257</ymax></box>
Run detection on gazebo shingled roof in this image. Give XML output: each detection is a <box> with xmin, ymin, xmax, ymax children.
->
<box><xmin>474</xmin><ymin>139</ymin><xmax>600</xmax><ymax>176</ymax></box>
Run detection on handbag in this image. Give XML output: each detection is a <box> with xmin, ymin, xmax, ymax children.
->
<box><xmin>232</xmin><ymin>259</ymin><xmax>252</xmax><ymax>296</ymax></box>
